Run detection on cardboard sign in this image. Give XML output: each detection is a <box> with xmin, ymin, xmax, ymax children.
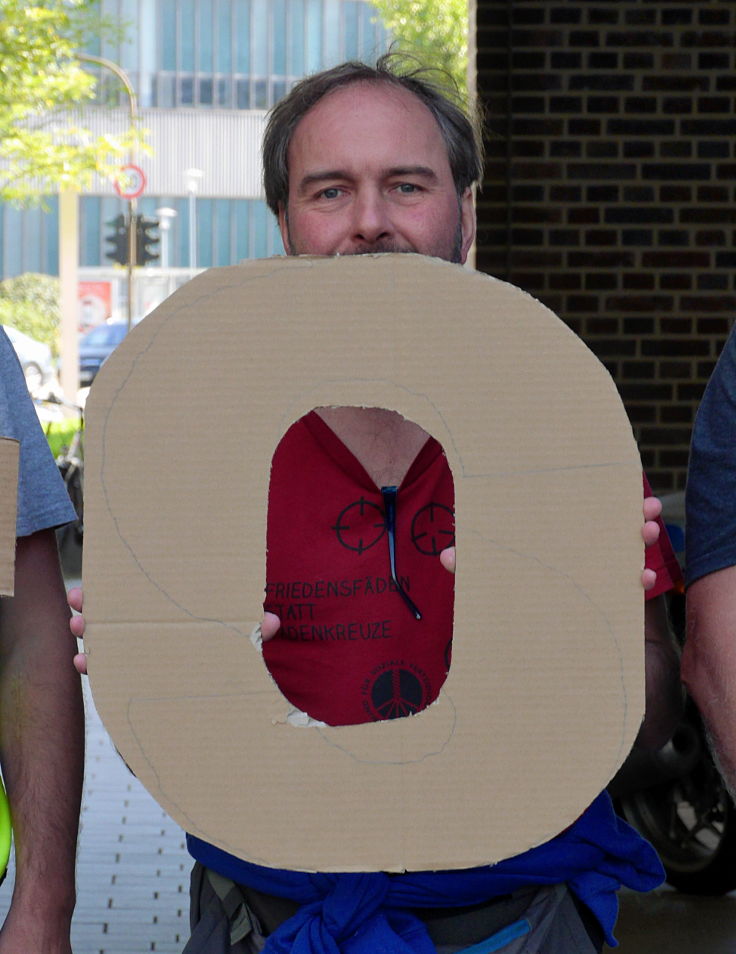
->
<box><xmin>83</xmin><ymin>255</ymin><xmax>643</xmax><ymax>872</ymax></box>
<box><xmin>0</xmin><ymin>439</ymin><xmax>18</xmax><ymax>597</ymax></box>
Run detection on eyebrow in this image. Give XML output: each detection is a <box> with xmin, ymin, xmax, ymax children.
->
<box><xmin>386</xmin><ymin>166</ymin><xmax>439</xmax><ymax>181</ymax></box>
<box><xmin>296</xmin><ymin>171</ymin><xmax>350</xmax><ymax>194</ymax></box>
<box><xmin>296</xmin><ymin>166</ymin><xmax>440</xmax><ymax>195</ymax></box>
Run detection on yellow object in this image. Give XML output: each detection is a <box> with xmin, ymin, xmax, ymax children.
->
<box><xmin>0</xmin><ymin>775</ymin><xmax>11</xmax><ymax>876</ymax></box>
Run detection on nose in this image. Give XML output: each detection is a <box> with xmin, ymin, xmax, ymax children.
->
<box><xmin>349</xmin><ymin>189</ymin><xmax>393</xmax><ymax>247</ymax></box>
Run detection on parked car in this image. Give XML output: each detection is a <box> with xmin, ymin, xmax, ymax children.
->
<box><xmin>2</xmin><ymin>325</ymin><xmax>57</xmax><ymax>397</ymax></box>
<box><xmin>79</xmin><ymin>322</ymin><xmax>129</xmax><ymax>387</ymax></box>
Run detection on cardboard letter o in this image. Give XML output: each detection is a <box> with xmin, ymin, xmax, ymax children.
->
<box><xmin>84</xmin><ymin>255</ymin><xmax>643</xmax><ymax>872</ymax></box>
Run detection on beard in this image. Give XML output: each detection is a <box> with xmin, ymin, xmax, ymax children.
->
<box><xmin>343</xmin><ymin>222</ymin><xmax>463</xmax><ymax>263</ymax></box>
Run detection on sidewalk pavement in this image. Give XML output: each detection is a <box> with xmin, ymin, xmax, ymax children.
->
<box><xmin>5</xmin><ymin>688</ymin><xmax>734</xmax><ymax>954</ymax></box>
<box><xmin>0</xmin><ymin>564</ymin><xmax>192</xmax><ymax>952</ymax></box>
<box><xmin>8</xmin><ymin>548</ymin><xmax>736</xmax><ymax>953</ymax></box>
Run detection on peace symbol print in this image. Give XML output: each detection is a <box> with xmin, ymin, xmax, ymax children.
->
<box><xmin>366</xmin><ymin>663</ymin><xmax>430</xmax><ymax>720</ymax></box>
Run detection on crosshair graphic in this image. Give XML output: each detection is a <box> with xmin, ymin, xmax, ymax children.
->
<box><xmin>332</xmin><ymin>497</ymin><xmax>385</xmax><ymax>554</ymax></box>
<box><xmin>369</xmin><ymin>666</ymin><xmax>427</xmax><ymax>720</ymax></box>
<box><xmin>410</xmin><ymin>502</ymin><xmax>455</xmax><ymax>556</ymax></box>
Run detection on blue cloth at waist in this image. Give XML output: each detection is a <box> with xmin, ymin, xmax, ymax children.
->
<box><xmin>187</xmin><ymin>792</ymin><xmax>663</xmax><ymax>952</ymax></box>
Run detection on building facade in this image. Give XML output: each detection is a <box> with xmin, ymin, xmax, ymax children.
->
<box><xmin>0</xmin><ymin>0</ymin><xmax>389</xmax><ymax>310</ymax></box>
<box><xmin>475</xmin><ymin>0</ymin><xmax>736</xmax><ymax>493</ymax></box>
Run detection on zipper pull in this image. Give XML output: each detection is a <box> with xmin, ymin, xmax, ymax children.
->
<box><xmin>381</xmin><ymin>485</ymin><xmax>422</xmax><ymax>621</ymax></box>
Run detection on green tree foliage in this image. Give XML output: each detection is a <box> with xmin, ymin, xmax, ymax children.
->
<box><xmin>372</xmin><ymin>0</ymin><xmax>469</xmax><ymax>98</ymax></box>
<box><xmin>0</xmin><ymin>273</ymin><xmax>61</xmax><ymax>355</ymax></box>
<box><xmin>0</xmin><ymin>0</ymin><xmax>137</xmax><ymax>204</ymax></box>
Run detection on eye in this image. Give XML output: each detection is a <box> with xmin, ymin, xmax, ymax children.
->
<box><xmin>396</xmin><ymin>183</ymin><xmax>421</xmax><ymax>194</ymax></box>
<box><xmin>318</xmin><ymin>187</ymin><xmax>342</xmax><ymax>200</ymax></box>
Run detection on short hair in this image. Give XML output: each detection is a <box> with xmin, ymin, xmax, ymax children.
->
<box><xmin>262</xmin><ymin>52</ymin><xmax>485</xmax><ymax>215</ymax></box>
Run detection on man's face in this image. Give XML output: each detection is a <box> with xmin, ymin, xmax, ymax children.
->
<box><xmin>279</xmin><ymin>82</ymin><xmax>476</xmax><ymax>264</ymax></box>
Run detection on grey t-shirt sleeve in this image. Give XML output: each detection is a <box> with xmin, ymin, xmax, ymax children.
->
<box><xmin>0</xmin><ymin>328</ymin><xmax>76</xmax><ymax>537</ymax></box>
<box><xmin>685</xmin><ymin>323</ymin><xmax>736</xmax><ymax>585</ymax></box>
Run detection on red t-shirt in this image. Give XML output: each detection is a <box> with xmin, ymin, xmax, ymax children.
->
<box><xmin>642</xmin><ymin>473</ymin><xmax>683</xmax><ymax>599</ymax></box>
<box><xmin>263</xmin><ymin>415</ymin><xmax>681</xmax><ymax>726</ymax></box>
<box><xmin>263</xmin><ymin>411</ymin><xmax>455</xmax><ymax>726</ymax></box>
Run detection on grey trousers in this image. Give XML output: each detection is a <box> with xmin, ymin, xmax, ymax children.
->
<box><xmin>182</xmin><ymin>862</ymin><xmax>604</xmax><ymax>954</ymax></box>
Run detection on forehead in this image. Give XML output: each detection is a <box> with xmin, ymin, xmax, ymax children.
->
<box><xmin>287</xmin><ymin>81</ymin><xmax>451</xmax><ymax>177</ymax></box>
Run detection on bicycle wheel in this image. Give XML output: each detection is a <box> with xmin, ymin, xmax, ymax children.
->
<box><xmin>618</xmin><ymin>749</ymin><xmax>736</xmax><ymax>895</ymax></box>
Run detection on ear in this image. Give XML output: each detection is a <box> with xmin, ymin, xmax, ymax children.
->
<box><xmin>278</xmin><ymin>204</ymin><xmax>292</xmax><ymax>255</ymax></box>
<box><xmin>458</xmin><ymin>188</ymin><xmax>476</xmax><ymax>265</ymax></box>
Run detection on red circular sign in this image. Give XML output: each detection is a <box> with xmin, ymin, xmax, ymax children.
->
<box><xmin>114</xmin><ymin>164</ymin><xmax>146</xmax><ymax>199</ymax></box>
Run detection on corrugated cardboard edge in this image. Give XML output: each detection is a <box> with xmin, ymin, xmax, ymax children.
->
<box><xmin>0</xmin><ymin>438</ymin><xmax>18</xmax><ymax>596</ymax></box>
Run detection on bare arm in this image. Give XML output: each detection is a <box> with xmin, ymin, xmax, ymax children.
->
<box><xmin>636</xmin><ymin>594</ymin><xmax>683</xmax><ymax>750</ymax></box>
<box><xmin>683</xmin><ymin>567</ymin><xmax>736</xmax><ymax>796</ymax></box>
<box><xmin>0</xmin><ymin>529</ymin><xmax>84</xmax><ymax>953</ymax></box>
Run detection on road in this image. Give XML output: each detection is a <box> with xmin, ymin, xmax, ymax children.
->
<box><xmin>618</xmin><ymin>887</ymin><xmax>736</xmax><ymax>952</ymax></box>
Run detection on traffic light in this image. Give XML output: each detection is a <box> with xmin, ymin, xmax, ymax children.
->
<box><xmin>105</xmin><ymin>214</ymin><xmax>128</xmax><ymax>265</ymax></box>
<box><xmin>135</xmin><ymin>215</ymin><xmax>160</xmax><ymax>266</ymax></box>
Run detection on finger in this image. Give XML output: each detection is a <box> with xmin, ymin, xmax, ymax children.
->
<box><xmin>439</xmin><ymin>547</ymin><xmax>456</xmax><ymax>574</ymax></box>
<box><xmin>261</xmin><ymin>612</ymin><xmax>281</xmax><ymax>642</ymax></box>
<box><xmin>642</xmin><ymin>495</ymin><xmax>662</xmax><ymax>523</ymax></box>
<box><xmin>73</xmin><ymin>652</ymin><xmax>88</xmax><ymax>676</ymax></box>
<box><xmin>67</xmin><ymin>586</ymin><xmax>84</xmax><ymax>613</ymax></box>
<box><xmin>642</xmin><ymin>519</ymin><xmax>661</xmax><ymax>548</ymax></box>
<box><xmin>641</xmin><ymin>568</ymin><xmax>656</xmax><ymax>592</ymax></box>
<box><xmin>70</xmin><ymin>613</ymin><xmax>85</xmax><ymax>638</ymax></box>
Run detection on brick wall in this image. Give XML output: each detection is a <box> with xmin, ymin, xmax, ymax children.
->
<box><xmin>474</xmin><ymin>0</ymin><xmax>736</xmax><ymax>492</ymax></box>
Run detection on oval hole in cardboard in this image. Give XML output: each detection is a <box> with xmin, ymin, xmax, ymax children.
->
<box><xmin>262</xmin><ymin>406</ymin><xmax>456</xmax><ymax>726</ymax></box>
